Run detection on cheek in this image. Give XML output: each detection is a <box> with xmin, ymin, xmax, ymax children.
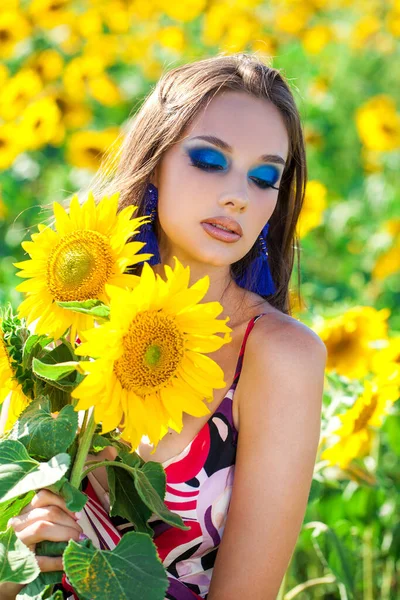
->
<box><xmin>156</xmin><ymin>189</ymin><xmax>197</xmax><ymax>245</ymax></box>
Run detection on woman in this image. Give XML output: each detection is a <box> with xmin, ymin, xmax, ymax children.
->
<box><xmin>2</xmin><ymin>52</ymin><xmax>327</xmax><ymax>600</ymax></box>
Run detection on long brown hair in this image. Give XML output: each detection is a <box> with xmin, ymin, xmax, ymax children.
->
<box><xmin>89</xmin><ymin>52</ymin><xmax>307</xmax><ymax>315</ymax></box>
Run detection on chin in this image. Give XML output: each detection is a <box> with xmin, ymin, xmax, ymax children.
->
<box><xmin>192</xmin><ymin>247</ymin><xmax>240</xmax><ymax>268</ymax></box>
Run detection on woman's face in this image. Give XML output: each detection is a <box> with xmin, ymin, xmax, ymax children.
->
<box><xmin>152</xmin><ymin>90</ymin><xmax>289</xmax><ymax>272</ymax></box>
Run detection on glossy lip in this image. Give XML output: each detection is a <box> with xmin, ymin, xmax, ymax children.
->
<box><xmin>200</xmin><ymin>216</ymin><xmax>243</xmax><ymax>237</ymax></box>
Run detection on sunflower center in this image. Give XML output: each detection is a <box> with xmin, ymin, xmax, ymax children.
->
<box><xmin>113</xmin><ymin>310</ymin><xmax>185</xmax><ymax>395</ymax></box>
<box><xmin>47</xmin><ymin>230</ymin><xmax>114</xmax><ymax>301</ymax></box>
<box><xmin>144</xmin><ymin>344</ymin><xmax>162</xmax><ymax>367</ymax></box>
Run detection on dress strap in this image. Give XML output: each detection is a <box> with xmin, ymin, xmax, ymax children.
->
<box><xmin>233</xmin><ymin>313</ymin><xmax>269</xmax><ymax>382</ymax></box>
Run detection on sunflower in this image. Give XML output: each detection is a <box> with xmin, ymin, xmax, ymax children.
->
<box><xmin>14</xmin><ymin>191</ymin><xmax>152</xmax><ymax>342</ymax></box>
<box><xmin>71</xmin><ymin>258</ymin><xmax>232</xmax><ymax>450</ymax></box>
<box><xmin>320</xmin><ymin>374</ymin><xmax>399</xmax><ymax>469</ymax></box>
<box><xmin>314</xmin><ymin>306</ymin><xmax>390</xmax><ymax>379</ymax></box>
<box><xmin>0</xmin><ymin>325</ymin><xmax>30</xmax><ymax>431</ymax></box>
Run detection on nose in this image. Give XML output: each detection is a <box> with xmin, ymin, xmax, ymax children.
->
<box><xmin>218</xmin><ymin>189</ymin><xmax>249</xmax><ymax>213</ymax></box>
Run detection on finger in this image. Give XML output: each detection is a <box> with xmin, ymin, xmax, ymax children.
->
<box><xmin>36</xmin><ymin>555</ymin><xmax>64</xmax><ymax>572</ymax></box>
<box><xmin>20</xmin><ymin>489</ymin><xmax>80</xmax><ymax>521</ymax></box>
<box><xmin>10</xmin><ymin>506</ymin><xmax>83</xmax><ymax>534</ymax></box>
<box><xmin>18</xmin><ymin>521</ymin><xmax>82</xmax><ymax>548</ymax></box>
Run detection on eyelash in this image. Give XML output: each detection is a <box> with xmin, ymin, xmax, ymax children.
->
<box><xmin>189</xmin><ymin>159</ymin><xmax>280</xmax><ymax>191</ymax></box>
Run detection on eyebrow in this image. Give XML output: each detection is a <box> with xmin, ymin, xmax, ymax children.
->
<box><xmin>188</xmin><ymin>135</ymin><xmax>287</xmax><ymax>167</ymax></box>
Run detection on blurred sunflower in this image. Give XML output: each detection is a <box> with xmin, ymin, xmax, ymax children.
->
<box><xmin>27</xmin><ymin>48</ymin><xmax>64</xmax><ymax>82</ymax></box>
<box><xmin>0</xmin><ymin>123</ymin><xmax>22</xmax><ymax>170</ymax></box>
<box><xmin>355</xmin><ymin>94</ymin><xmax>400</xmax><ymax>152</ymax></box>
<box><xmin>0</xmin><ymin>324</ymin><xmax>30</xmax><ymax>431</ymax></box>
<box><xmin>21</xmin><ymin>96</ymin><xmax>64</xmax><ymax>150</ymax></box>
<box><xmin>320</xmin><ymin>374</ymin><xmax>399</xmax><ymax>469</ymax></box>
<box><xmin>372</xmin><ymin>238</ymin><xmax>400</xmax><ymax>281</ymax></box>
<box><xmin>66</xmin><ymin>128</ymin><xmax>120</xmax><ymax>170</ymax></box>
<box><xmin>371</xmin><ymin>218</ymin><xmax>400</xmax><ymax>280</ymax></box>
<box><xmin>71</xmin><ymin>258</ymin><xmax>232</xmax><ymax>450</ymax></box>
<box><xmin>314</xmin><ymin>306</ymin><xmax>390</xmax><ymax>379</ymax></box>
<box><xmin>0</xmin><ymin>69</ymin><xmax>42</xmax><ymax>122</ymax></box>
<box><xmin>14</xmin><ymin>191</ymin><xmax>152</xmax><ymax>342</ymax></box>
<box><xmin>297</xmin><ymin>180</ymin><xmax>327</xmax><ymax>239</ymax></box>
<box><xmin>370</xmin><ymin>336</ymin><xmax>400</xmax><ymax>380</ymax></box>
<box><xmin>29</xmin><ymin>0</ymin><xmax>73</xmax><ymax>29</ymax></box>
<box><xmin>0</xmin><ymin>9</ymin><xmax>31</xmax><ymax>59</ymax></box>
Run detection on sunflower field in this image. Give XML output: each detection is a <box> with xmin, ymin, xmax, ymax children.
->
<box><xmin>0</xmin><ymin>0</ymin><xmax>399</xmax><ymax>598</ymax></box>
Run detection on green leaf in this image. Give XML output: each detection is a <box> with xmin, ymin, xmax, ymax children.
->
<box><xmin>35</xmin><ymin>541</ymin><xmax>67</xmax><ymax>557</ymax></box>
<box><xmin>16</xmin><ymin>571</ymin><xmax>63</xmax><ymax>600</ymax></box>
<box><xmin>383</xmin><ymin>414</ymin><xmax>400</xmax><ymax>456</ymax></box>
<box><xmin>32</xmin><ymin>343</ymin><xmax>82</xmax><ymax>412</ymax></box>
<box><xmin>388</xmin><ymin>521</ymin><xmax>400</xmax><ymax>560</ymax></box>
<box><xmin>63</xmin><ymin>533</ymin><xmax>168</xmax><ymax>600</ymax></box>
<box><xmin>32</xmin><ymin>358</ymin><xmax>82</xmax><ymax>384</ymax></box>
<box><xmin>139</xmin><ymin>463</ymin><xmax>166</xmax><ymax>504</ymax></box>
<box><xmin>133</xmin><ymin>468</ymin><xmax>189</xmax><ymax>530</ymax></box>
<box><xmin>22</xmin><ymin>334</ymin><xmax>53</xmax><ymax>371</ymax></box>
<box><xmin>9</xmin><ymin>397</ymin><xmax>78</xmax><ymax>460</ymax></box>
<box><xmin>118</xmin><ymin>447</ymin><xmax>144</xmax><ymax>469</ymax></box>
<box><xmin>33</xmin><ymin>381</ymin><xmax>71</xmax><ymax>414</ymax></box>
<box><xmin>0</xmin><ymin>527</ymin><xmax>40</xmax><ymax>584</ymax></box>
<box><xmin>0</xmin><ymin>440</ymin><xmax>70</xmax><ymax>503</ymax></box>
<box><xmin>57</xmin><ymin>300</ymin><xmax>110</xmax><ymax>319</ymax></box>
<box><xmin>90</xmin><ymin>434</ymin><xmax>135</xmax><ymax>457</ymax></box>
<box><xmin>107</xmin><ymin>467</ymin><xmax>154</xmax><ymax>536</ymax></box>
<box><xmin>47</xmin><ymin>592</ymin><xmax>64</xmax><ymax>600</ymax></box>
<box><xmin>308</xmin><ymin>476</ymin><xmax>323</xmax><ymax>504</ymax></box>
<box><xmin>57</xmin><ymin>480</ymin><xmax>87</xmax><ymax>512</ymax></box>
<box><xmin>0</xmin><ymin>492</ymin><xmax>35</xmax><ymax>532</ymax></box>
<box><xmin>308</xmin><ymin>521</ymin><xmax>355</xmax><ymax>598</ymax></box>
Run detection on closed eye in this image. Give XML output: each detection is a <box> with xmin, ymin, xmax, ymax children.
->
<box><xmin>249</xmin><ymin>176</ymin><xmax>280</xmax><ymax>191</ymax></box>
<box><xmin>189</xmin><ymin>159</ymin><xmax>224</xmax><ymax>171</ymax></box>
<box><xmin>190</xmin><ymin>159</ymin><xmax>280</xmax><ymax>191</ymax></box>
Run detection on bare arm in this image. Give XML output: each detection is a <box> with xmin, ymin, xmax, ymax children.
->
<box><xmin>207</xmin><ymin>318</ymin><xmax>327</xmax><ymax>600</ymax></box>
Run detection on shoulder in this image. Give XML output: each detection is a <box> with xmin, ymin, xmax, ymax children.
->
<box><xmin>247</xmin><ymin>309</ymin><xmax>328</xmax><ymax>367</ymax></box>
<box><xmin>235</xmin><ymin>309</ymin><xmax>327</xmax><ymax>430</ymax></box>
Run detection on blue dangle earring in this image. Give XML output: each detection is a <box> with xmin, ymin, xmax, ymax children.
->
<box><xmin>234</xmin><ymin>221</ymin><xmax>276</xmax><ymax>296</ymax></box>
<box><xmin>135</xmin><ymin>182</ymin><xmax>161</xmax><ymax>266</ymax></box>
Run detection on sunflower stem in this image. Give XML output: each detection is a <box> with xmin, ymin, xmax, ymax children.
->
<box><xmin>80</xmin><ymin>459</ymin><xmax>137</xmax><ymax>482</ymax></box>
<box><xmin>70</xmin><ymin>408</ymin><xmax>96</xmax><ymax>489</ymax></box>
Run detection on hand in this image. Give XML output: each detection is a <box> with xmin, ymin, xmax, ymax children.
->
<box><xmin>7</xmin><ymin>488</ymin><xmax>83</xmax><ymax>573</ymax></box>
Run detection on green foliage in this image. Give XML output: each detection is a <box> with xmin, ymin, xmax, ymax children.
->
<box><xmin>0</xmin><ymin>440</ymin><xmax>70</xmax><ymax>503</ymax></box>
<box><xmin>107</xmin><ymin>467</ymin><xmax>155</xmax><ymax>536</ymax></box>
<box><xmin>0</xmin><ymin>492</ymin><xmax>35</xmax><ymax>532</ymax></box>
<box><xmin>32</xmin><ymin>359</ymin><xmax>82</xmax><ymax>386</ymax></box>
<box><xmin>57</xmin><ymin>300</ymin><xmax>111</xmax><ymax>319</ymax></box>
<box><xmin>0</xmin><ymin>527</ymin><xmax>40</xmax><ymax>585</ymax></box>
<box><xmin>99</xmin><ymin>451</ymin><xmax>189</xmax><ymax>532</ymax></box>
<box><xmin>17</xmin><ymin>572</ymin><xmax>64</xmax><ymax>600</ymax></box>
<box><xmin>306</xmin><ymin>521</ymin><xmax>356</xmax><ymax>598</ymax></box>
<box><xmin>8</xmin><ymin>396</ymin><xmax>78</xmax><ymax>460</ymax></box>
<box><xmin>32</xmin><ymin>342</ymin><xmax>84</xmax><ymax>412</ymax></box>
<box><xmin>63</xmin><ymin>533</ymin><xmax>169</xmax><ymax>600</ymax></box>
<box><xmin>53</xmin><ymin>479</ymin><xmax>87</xmax><ymax>513</ymax></box>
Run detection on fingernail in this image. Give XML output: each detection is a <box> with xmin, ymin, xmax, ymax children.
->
<box><xmin>79</xmin><ymin>533</ymin><xmax>88</xmax><ymax>541</ymax></box>
<box><xmin>74</xmin><ymin>511</ymin><xmax>83</xmax><ymax>520</ymax></box>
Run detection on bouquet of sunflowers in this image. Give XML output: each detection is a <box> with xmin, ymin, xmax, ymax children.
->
<box><xmin>0</xmin><ymin>191</ymin><xmax>232</xmax><ymax>599</ymax></box>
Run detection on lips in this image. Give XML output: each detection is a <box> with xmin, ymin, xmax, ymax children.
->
<box><xmin>201</xmin><ymin>216</ymin><xmax>243</xmax><ymax>237</ymax></box>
